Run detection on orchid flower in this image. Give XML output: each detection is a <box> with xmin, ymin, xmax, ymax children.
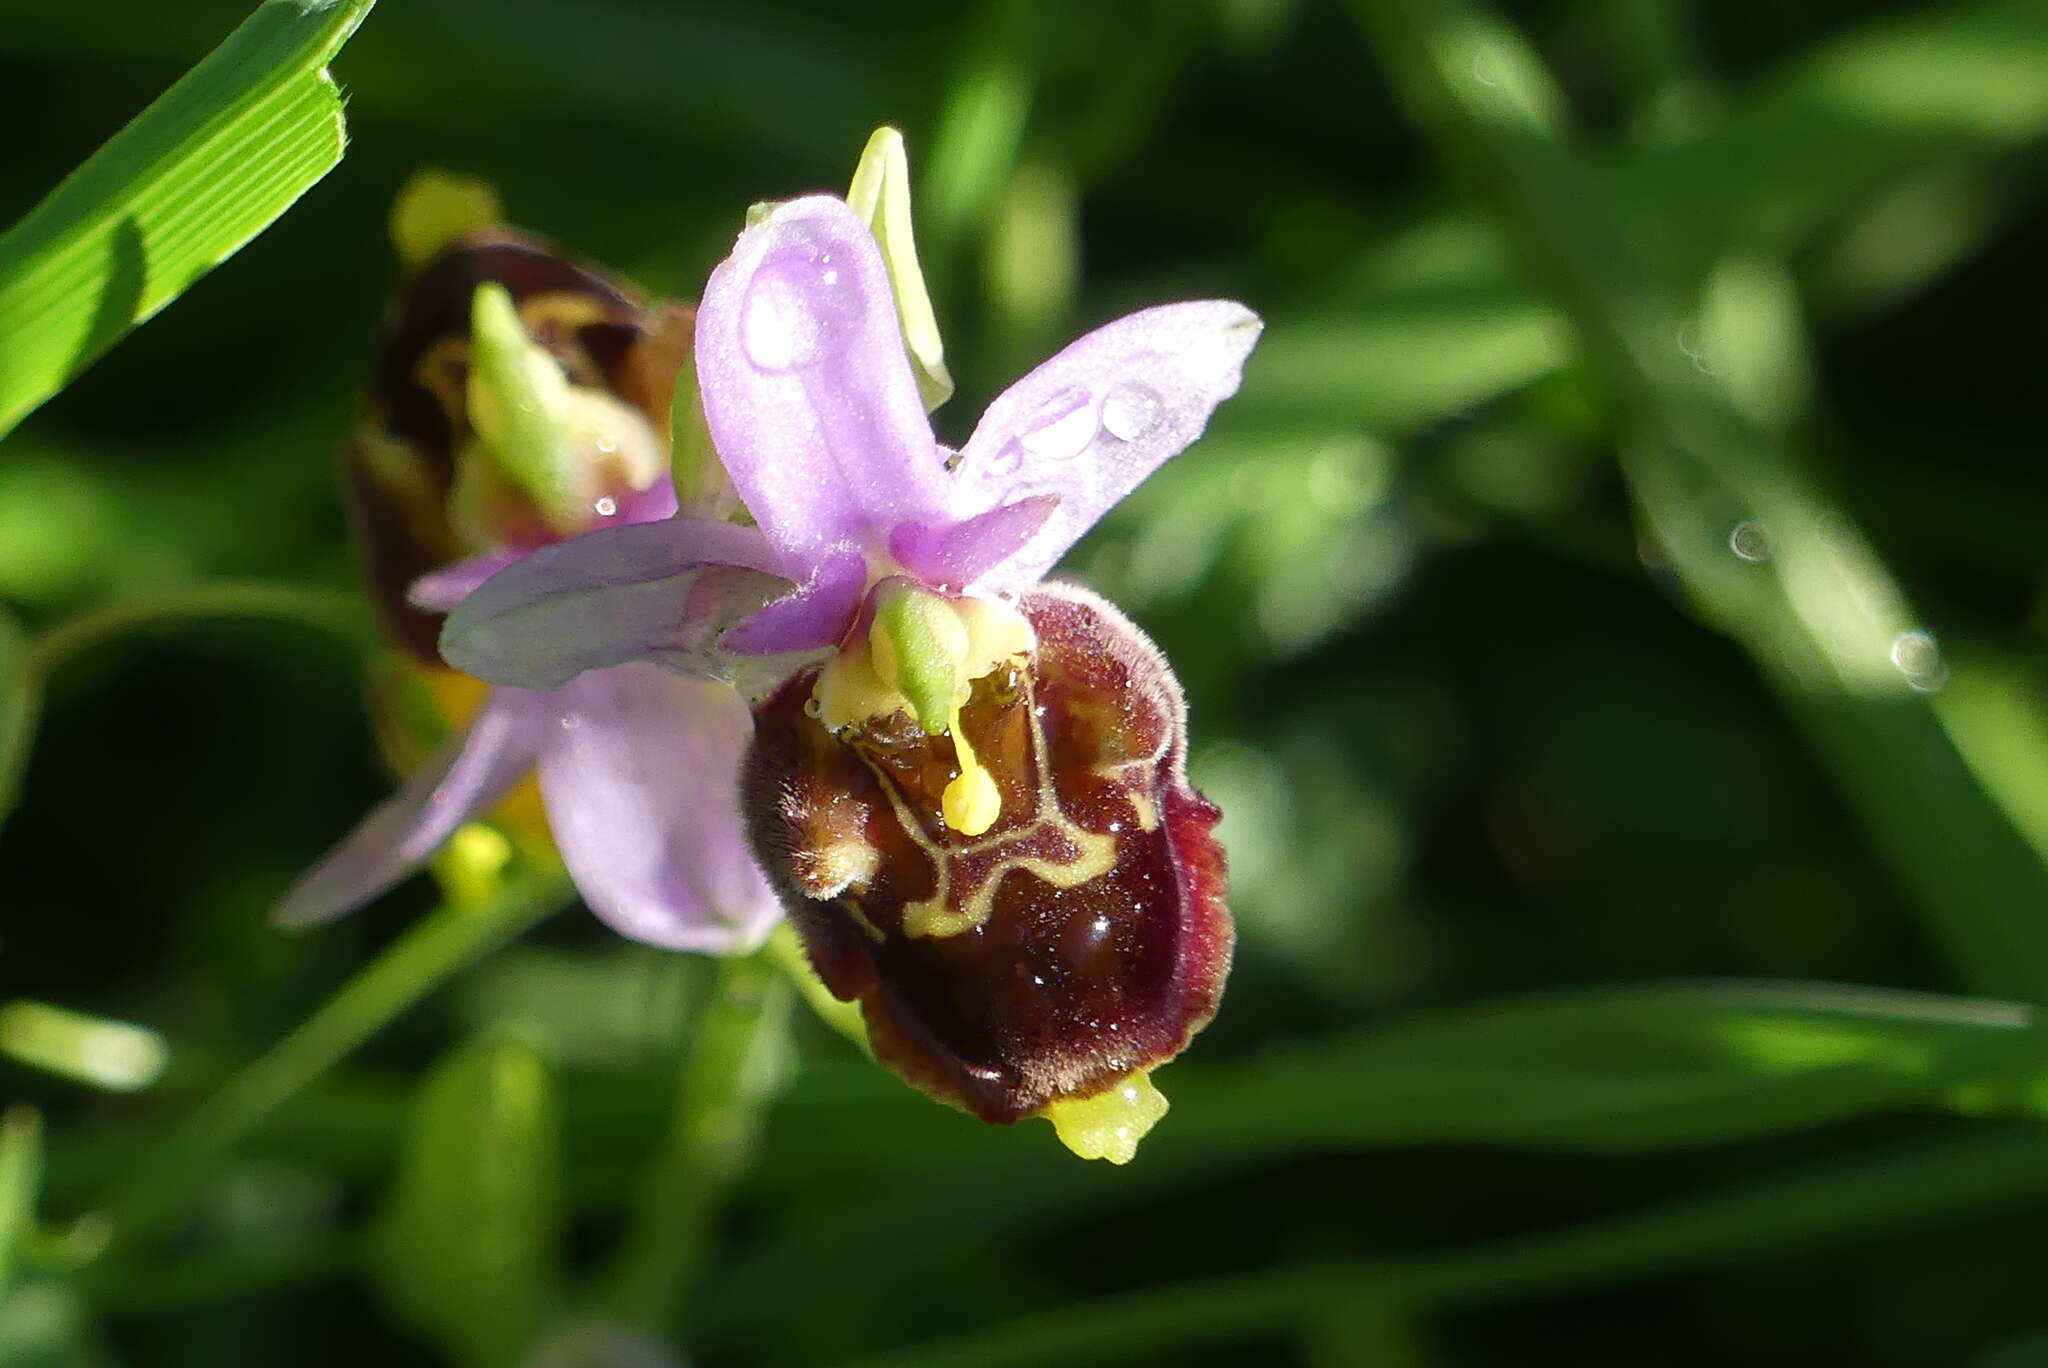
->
<box><xmin>274</xmin><ymin>181</ymin><xmax>784</xmax><ymax>952</ymax></box>
<box><xmin>445</xmin><ymin>193</ymin><xmax>1261</xmax><ymax>1159</ymax></box>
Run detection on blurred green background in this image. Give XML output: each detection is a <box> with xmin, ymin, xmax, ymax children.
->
<box><xmin>6</xmin><ymin>0</ymin><xmax>2048</xmax><ymax>1363</ymax></box>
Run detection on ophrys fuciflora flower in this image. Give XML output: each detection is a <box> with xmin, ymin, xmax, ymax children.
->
<box><xmin>448</xmin><ymin>193</ymin><xmax>1259</xmax><ymax>1158</ymax></box>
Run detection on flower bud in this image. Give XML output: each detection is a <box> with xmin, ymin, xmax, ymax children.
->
<box><xmin>345</xmin><ymin>184</ymin><xmax>693</xmax><ymax>660</ymax></box>
<box><xmin>742</xmin><ymin>583</ymin><xmax>1231</xmax><ymax>1155</ymax></box>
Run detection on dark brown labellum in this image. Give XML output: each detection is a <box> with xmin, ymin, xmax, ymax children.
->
<box><xmin>345</xmin><ymin>231</ymin><xmax>691</xmax><ymax>660</ymax></box>
<box><xmin>743</xmin><ymin>582</ymin><xmax>1231</xmax><ymax>1124</ymax></box>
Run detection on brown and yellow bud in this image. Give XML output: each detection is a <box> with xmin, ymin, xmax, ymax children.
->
<box><xmin>345</xmin><ymin>212</ymin><xmax>692</xmax><ymax>660</ymax></box>
<box><xmin>743</xmin><ymin>583</ymin><xmax>1232</xmax><ymax>1145</ymax></box>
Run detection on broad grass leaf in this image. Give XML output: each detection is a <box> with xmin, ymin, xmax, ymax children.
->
<box><xmin>0</xmin><ymin>0</ymin><xmax>376</xmax><ymax>437</ymax></box>
<box><xmin>372</xmin><ymin>1034</ymin><xmax>563</xmax><ymax>1368</ymax></box>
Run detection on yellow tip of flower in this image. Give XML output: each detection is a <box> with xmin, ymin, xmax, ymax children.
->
<box><xmin>1044</xmin><ymin>1071</ymin><xmax>1169</xmax><ymax>1165</ymax></box>
<box><xmin>389</xmin><ymin>170</ymin><xmax>502</xmax><ymax>269</ymax></box>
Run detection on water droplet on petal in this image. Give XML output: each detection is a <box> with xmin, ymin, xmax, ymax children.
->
<box><xmin>1017</xmin><ymin>386</ymin><xmax>1099</xmax><ymax>462</ymax></box>
<box><xmin>593</xmin><ymin>495</ymin><xmax>619</xmax><ymax>518</ymax></box>
<box><xmin>741</xmin><ymin>245</ymin><xmax>857</xmax><ymax>373</ymax></box>
<box><xmin>1101</xmin><ymin>382</ymin><xmax>1163</xmax><ymax>442</ymax></box>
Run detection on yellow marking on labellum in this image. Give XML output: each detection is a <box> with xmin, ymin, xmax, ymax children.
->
<box><xmin>1043</xmin><ymin>1070</ymin><xmax>1169</xmax><ymax>1164</ymax></box>
<box><xmin>893</xmin><ymin>702</ymin><xmax>1118</xmax><ymax>940</ymax></box>
<box><xmin>901</xmin><ymin>824</ymin><xmax>1118</xmax><ymax>940</ymax></box>
<box><xmin>414</xmin><ymin>334</ymin><xmax>474</xmax><ymax>439</ymax></box>
<box><xmin>844</xmin><ymin>902</ymin><xmax>888</xmax><ymax>944</ymax></box>
<box><xmin>825</xmin><ymin>588</ymin><xmax>1164</xmax><ymax>941</ymax></box>
<box><xmin>1090</xmin><ymin>752</ymin><xmax>1170</xmax><ymax>836</ymax></box>
<box><xmin>514</xmin><ymin>293</ymin><xmax>625</xmax><ymax>389</ymax></box>
<box><xmin>1125</xmin><ymin>789</ymin><xmax>1160</xmax><ymax>835</ymax></box>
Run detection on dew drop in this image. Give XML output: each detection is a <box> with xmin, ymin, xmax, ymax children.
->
<box><xmin>1889</xmin><ymin>629</ymin><xmax>1948</xmax><ymax>693</ymax></box>
<box><xmin>1101</xmin><ymin>382</ymin><xmax>1163</xmax><ymax>442</ymax></box>
<box><xmin>1017</xmin><ymin>386</ymin><xmax>1099</xmax><ymax>461</ymax></box>
<box><xmin>1728</xmin><ymin>520</ymin><xmax>1769</xmax><ymax>562</ymax></box>
<box><xmin>1676</xmin><ymin>322</ymin><xmax>1719</xmax><ymax>376</ymax></box>
<box><xmin>740</xmin><ymin>245</ymin><xmax>857</xmax><ymax>373</ymax></box>
<box><xmin>593</xmin><ymin>495</ymin><xmax>619</xmax><ymax>518</ymax></box>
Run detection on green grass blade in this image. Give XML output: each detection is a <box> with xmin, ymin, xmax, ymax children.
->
<box><xmin>103</xmin><ymin>875</ymin><xmax>568</xmax><ymax>1251</ymax></box>
<box><xmin>372</xmin><ymin>1034</ymin><xmax>564</xmax><ymax>1368</ymax></box>
<box><xmin>1250</xmin><ymin>0</ymin><xmax>2048</xmax><ymax>435</ymax></box>
<box><xmin>762</xmin><ymin>981</ymin><xmax>2048</xmax><ymax>1182</ymax></box>
<box><xmin>0</xmin><ymin>0</ymin><xmax>376</xmax><ymax>439</ymax></box>
<box><xmin>0</xmin><ymin>1107</ymin><xmax>42</xmax><ymax>1298</ymax></box>
<box><xmin>1347</xmin><ymin>0</ymin><xmax>2048</xmax><ymax>1002</ymax></box>
<box><xmin>0</xmin><ymin>608</ymin><xmax>31</xmax><ymax>826</ymax></box>
<box><xmin>1163</xmin><ymin>981</ymin><xmax>2045</xmax><ymax>1154</ymax></box>
<box><xmin>829</xmin><ymin>1127</ymin><xmax>2048</xmax><ymax>1368</ymax></box>
<box><xmin>709</xmin><ymin>981</ymin><xmax>2048</xmax><ymax>1339</ymax></box>
<box><xmin>601</xmin><ymin>954</ymin><xmax>791</xmax><ymax>1335</ymax></box>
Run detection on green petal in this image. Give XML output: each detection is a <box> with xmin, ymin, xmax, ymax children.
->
<box><xmin>847</xmin><ymin>127</ymin><xmax>955</xmax><ymax>412</ymax></box>
<box><xmin>465</xmin><ymin>283</ymin><xmax>585</xmax><ymax>533</ymax></box>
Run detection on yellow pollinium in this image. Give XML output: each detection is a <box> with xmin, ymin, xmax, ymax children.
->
<box><xmin>814</xmin><ymin>584</ymin><xmax>1033</xmax><ymax>838</ymax></box>
<box><xmin>1043</xmin><ymin>1071</ymin><xmax>1169</xmax><ymax>1165</ymax></box>
<box><xmin>941</xmin><ymin>704</ymin><xmax>1003</xmax><ymax>836</ymax></box>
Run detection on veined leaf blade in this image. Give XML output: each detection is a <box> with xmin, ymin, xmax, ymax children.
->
<box><xmin>0</xmin><ymin>0</ymin><xmax>376</xmax><ymax>438</ymax></box>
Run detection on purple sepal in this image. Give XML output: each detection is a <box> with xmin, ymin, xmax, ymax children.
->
<box><xmin>694</xmin><ymin>196</ymin><xmax>950</xmax><ymax>569</ymax></box>
<box><xmin>271</xmin><ymin>690</ymin><xmax>545</xmax><ymax>928</ymax></box>
<box><xmin>536</xmin><ymin>663</ymin><xmax>782</xmax><ymax>952</ymax></box>
<box><xmin>718</xmin><ymin>545</ymin><xmax>868</xmax><ymax>655</ymax></box>
<box><xmin>949</xmin><ymin>301</ymin><xmax>1262</xmax><ymax>590</ymax></box>
<box><xmin>440</xmin><ymin>518</ymin><xmax>790</xmax><ymax>689</ymax></box>
<box><xmin>409</xmin><ymin>551</ymin><xmax>520</xmax><ymax>613</ymax></box>
<box><xmin>888</xmin><ymin>495</ymin><xmax>1060</xmax><ymax>591</ymax></box>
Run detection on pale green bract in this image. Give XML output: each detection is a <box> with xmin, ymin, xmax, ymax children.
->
<box><xmin>846</xmin><ymin>126</ymin><xmax>955</xmax><ymax>412</ymax></box>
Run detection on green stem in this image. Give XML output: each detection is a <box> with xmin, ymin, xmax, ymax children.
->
<box><xmin>23</xmin><ymin>581</ymin><xmax>366</xmax><ymax>679</ymax></box>
<box><xmin>1</xmin><ymin>582</ymin><xmax>368</xmax><ymax>820</ymax></box>
<box><xmin>101</xmin><ymin>875</ymin><xmax>570</xmax><ymax>1251</ymax></box>
<box><xmin>834</xmin><ymin>1126</ymin><xmax>2048</xmax><ymax>1368</ymax></box>
<box><xmin>601</xmin><ymin>952</ymin><xmax>792</xmax><ymax>1335</ymax></box>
